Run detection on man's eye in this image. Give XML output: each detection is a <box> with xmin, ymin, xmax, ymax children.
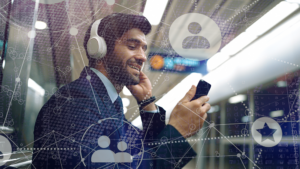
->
<box><xmin>128</xmin><ymin>46</ymin><xmax>135</xmax><ymax>49</ymax></box>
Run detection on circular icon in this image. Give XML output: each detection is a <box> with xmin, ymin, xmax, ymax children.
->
<box><xmin>98</xmin><ymin>136</ymin><xmax>110</xmax><ymax>148</ymax></box>
<box><xmin>80</xmin><ymin>118</ymin><xmax>144</xmax><ymax>168</ymax></box>
<box><xmin>150</xmin><ymin>55</ymin><xmax>164</xmax><ymax>70</ymax></box>
<box><xmin>0</xmin><ymin>135</ymin><xmax>12</xmax><ymax>166</ymax></box>
<box><xmin>117</xmin><ymin>141</ymin><xmax>128</xmax><ymax>151</ymax></box>
<box><xmin>251</xmin><ymin>117</ymin><xmax>282</xmax><ymax>147</ymax></box>
<box><xmin>169</xmin><ymin>13</ymin><xmax>222</xmax><ymax>61</ymax></box>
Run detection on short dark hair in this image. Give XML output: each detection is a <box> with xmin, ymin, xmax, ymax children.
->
<box><xmin>83</xmin><ymin>13</ymin><xmax>152</xmax><ymax>68</ymax></box>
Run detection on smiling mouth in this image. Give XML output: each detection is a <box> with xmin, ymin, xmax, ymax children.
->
<box><xmin>128</xmin><ymin>65</ymin><xmax>140</xmax><ymax>72</ymax></box>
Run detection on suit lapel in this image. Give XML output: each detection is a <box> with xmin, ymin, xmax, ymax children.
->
<box><xmin>79</xmin><ymin>67</ymin><xmax>123</xmax><ymax>120</ymax></box>
<box><xmin>80</xmin><ymin>67</ymin><xmax>117</xmax><ymax>118</ymax></box>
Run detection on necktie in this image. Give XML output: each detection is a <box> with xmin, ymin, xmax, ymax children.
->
<box><xmin>114</xmin><ymin>96</ymin><xmax>123</xmax><ymax>115</ymax></box>
<box><xmin>113</xmin><ymin>96</ymin><xmax>124</xmax><ymax>136</ymax></box>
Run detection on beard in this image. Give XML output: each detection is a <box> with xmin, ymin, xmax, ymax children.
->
<box><xmin>104</xmin><ymin>53</ymin><xmax>140</xmax><ymax>86</ymax></box>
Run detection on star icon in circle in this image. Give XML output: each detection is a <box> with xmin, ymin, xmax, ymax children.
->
<box><xmin>252</xmin><ymin>117</ymin><xmax>282</xmax><ymax>147</ymax></box>
<box><xmin>256</xmin><ymin>123</ymin><xmax>277</xmax><ymax>142</ymax></box>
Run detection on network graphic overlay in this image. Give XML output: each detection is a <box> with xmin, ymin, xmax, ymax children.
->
<box><xmin>0</xmin><ymin>0</ymin><xmax>299</xmax><ymax>169</ymax></box>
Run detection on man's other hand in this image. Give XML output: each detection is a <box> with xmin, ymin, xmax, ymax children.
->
<box><xmin>168</xmin><ymin>85</ymin><xmax>211</xmax><ymax>138</ymax></box>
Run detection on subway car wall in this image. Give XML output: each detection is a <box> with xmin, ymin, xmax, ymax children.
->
<box><xmin>0</xmin><ymin>0</ymin><xmax>300</xmax><ymax>169</ymax></box>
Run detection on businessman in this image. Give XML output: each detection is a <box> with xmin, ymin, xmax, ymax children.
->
<box><xmin>32</xmin><ymin>13</ymin><xmax>210</xmax><ymax>168</ymax></box>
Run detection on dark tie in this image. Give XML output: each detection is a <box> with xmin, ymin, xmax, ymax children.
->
<box><xmin>113</xmin><ymin>96</ymin><xmax>124</xmax><ymax>136</ymax></box>
<box><xmin>114</xmin><ymin>96</ymin><xmax>123</xmax><ymax>115</ymax></box>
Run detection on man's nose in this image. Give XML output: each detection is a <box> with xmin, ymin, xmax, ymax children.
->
<box><xmin>135</xmin><ymin>48</ymin><xmax>147</xmax><ymax>63</ymax></box>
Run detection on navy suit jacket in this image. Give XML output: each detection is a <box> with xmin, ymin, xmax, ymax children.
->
<box><xmin>32</xmin><ymin>67</ymin><xmax>196</xmax><ymax>169</ymax></box>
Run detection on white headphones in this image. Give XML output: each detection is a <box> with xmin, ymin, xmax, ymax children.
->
<box><xmin>87</xmin><ymin>19</ymin><xmax>107</xmax><ymax>59</ymax></box>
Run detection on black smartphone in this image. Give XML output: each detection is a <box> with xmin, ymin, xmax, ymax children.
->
<box><xmin>191</xmin><ymin>79</ymin><xmax>211</xmax><ymax>101</ymax></box>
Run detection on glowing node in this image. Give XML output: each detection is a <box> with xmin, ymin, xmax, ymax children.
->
<box><xmin>27</xmin><ymin>30</ymin><xmax>36</xmax><ymax>38</ymax></box>
<box><xmin>69</xmin><ymin>27</ymin><xmax>78</xmax><ymax>36</ymax></box>
<box><xmin>105</xmin><ymin>0</ymin><xmax>115</xmax><ymax>5</ymax></box>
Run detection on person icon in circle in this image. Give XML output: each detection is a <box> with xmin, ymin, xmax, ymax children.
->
<box><xmin>182</xmin><ymin>22</ymin><xmax>210</xmax><ymax>49</ymax></box>
<box><xmin>115</xmin><ymin>141</ymin><xmax>132</xmax><ymax>163</ymax></box>
<box><xmin>91</xmin><ymin>136</ymin><xmax>115</xmax><ymax>163</ymax></box>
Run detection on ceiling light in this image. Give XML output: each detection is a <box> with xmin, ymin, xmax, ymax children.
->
<box><xmin>285</xmin><ymin>0</ymin><xmax>300</xmax><ymax>4</ymax></box>
<box><xmin>28</xmin><ymin>78</ymin><xmax>45</xmax><ymax>96</ymax></box>
<box><xmin>246</xmin><ymin>1</ymin><xmax>299</xmax><ymax>36</ymax></box>
<box><xmin>270</xmin><ymin>110</ymin><xmax>284</xmax><ymax>117</ymax></box>
<box><xmin>228</xmin><ymin>94</ymin><xmax>247</xmax><ymax>104</ymax></box>
<box><xmin>241</xmin><ymin>116</ymin><xmax>250</xmax><ymax>123</ymax></box>
<box><xmin>131</xmin><ymin>116</ymin><xmax>142</xmax><ymax>129</ymax></box>
<box><xmin>207</xmin><ymin>52</ymin><xmax>230</xmax><ymax>71</ymax></box>
<box><xmin>122</xmin><ymin>98</ymin><xmax>130</xmax><ymax>107</ymax></box>
<box><xmin>123</xmin><ymin>107</ymin><xmax>127</xmax><ymax>114</ymax></box>
<box><xmin>35</xmin><ymin>21</ymin><xmax>47</xmax><ymax>30</ymax></box>
<box><xmin>221</xmin><ymin>32</ymin><xmax>257</xmax><ymax>56</ymax></box>
<box><xmin>9</xmin><ymin>160</ymin><xmax>32</xmax><ymax>168</ymax></box>
<box><xmin>143</xmin><ymin>0</ymin><xmax>168</xmax><ymax>25</ymax></box>
<box><xmin>0</xmin><ymin>126</ymin><xmax>14</xmax><ymax>133</ymax></box>
<box><xmin>207</xmin><ymin>105</ymin><xmax>220</xmax><ymax>113</ymax></box>
<box><xmin>276</xmin><ymin>81</ymin><xmax>287</xmax><ymax>87</ymax></box>
<box><xmin>122</xmin><ymin>87</ymin><xmax>132</xmax><ymax>96</ymax></box>
<box><xmin>207</xmin><ymin>1</ymin><xmax>299</xmax><ymax>72</ymax></box>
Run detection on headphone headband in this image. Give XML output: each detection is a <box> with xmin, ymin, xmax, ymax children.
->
<box><xmin>90</xmin><ymin>19</ymin><xmax>102</xmax><ymax>38</ymax></box>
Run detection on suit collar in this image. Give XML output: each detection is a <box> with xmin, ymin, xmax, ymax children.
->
<box><xmin>79</xmin><ymin>67</ymin><xmax>113</xmax><ymax>107</ymax></box>
<box><xmin>79</xmin><ymin>66</ymin><xmax>109</xmax><ymax>98</ymax></box>
<box><xmin>79</xmin><ymin>67</ymin><xmax>123</xmax><ymax>118</ymax></box>
<box><xmin>90</xmin><ymin>67</ymin><xmax>118</xmax><ymax>104</ymax></box>
<box><xmin>79</xmin><ymin>67</ymin><xmax>126</xmax><ymax>137</ymax></box>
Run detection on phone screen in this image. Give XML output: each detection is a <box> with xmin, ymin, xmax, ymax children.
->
<box><xmin>191</xmin><ymin>80</ymin><xmax>211</xmax><ymax>101</ymax></box>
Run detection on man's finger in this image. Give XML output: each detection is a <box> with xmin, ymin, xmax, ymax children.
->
<box><xmin>138</xmin><ymin>71</ymin><xmax>148</xmax><ymax>80</ymax></box>
<box><xmin>180</xmin><ymin>85</ymin><xmax>196</xmax><ymax>103</ymax></box>
<box><xmin>195</xmin><ymin>96</ymin><xmax>210</xmax><ymax>105</ymax></box>
<box><xmin>201</xmin><ymin>103</ymin><xmax>211</xmax><ymax>113</ymax></box>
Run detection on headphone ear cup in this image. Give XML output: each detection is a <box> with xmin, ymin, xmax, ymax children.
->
<box><xmin>87</xmin><ymin>36</ymin><xmax>107</xmax><ymax>59</ymax></box>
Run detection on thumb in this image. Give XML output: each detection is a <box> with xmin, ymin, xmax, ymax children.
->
<box><xmin>180</xmin><ymin>85</ymin><xmax>196</xmax><ymax>103</ymax></box>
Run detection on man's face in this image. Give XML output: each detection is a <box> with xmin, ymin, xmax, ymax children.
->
<box><xmin>104</xmin><ymin>28</ymin><xmax>147</xmax><ymax>85</ymax></box>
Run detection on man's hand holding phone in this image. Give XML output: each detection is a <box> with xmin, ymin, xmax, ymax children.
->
<box><xmin>168</xmin><ymin>85</ymin><xmax>211</xmax><ymax>138</ymax></box>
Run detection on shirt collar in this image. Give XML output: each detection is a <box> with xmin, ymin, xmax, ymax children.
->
<box><xmin>90</xmin><ymin>68</ymin><xmax>118</xmax><ymax>103</ymax></box>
